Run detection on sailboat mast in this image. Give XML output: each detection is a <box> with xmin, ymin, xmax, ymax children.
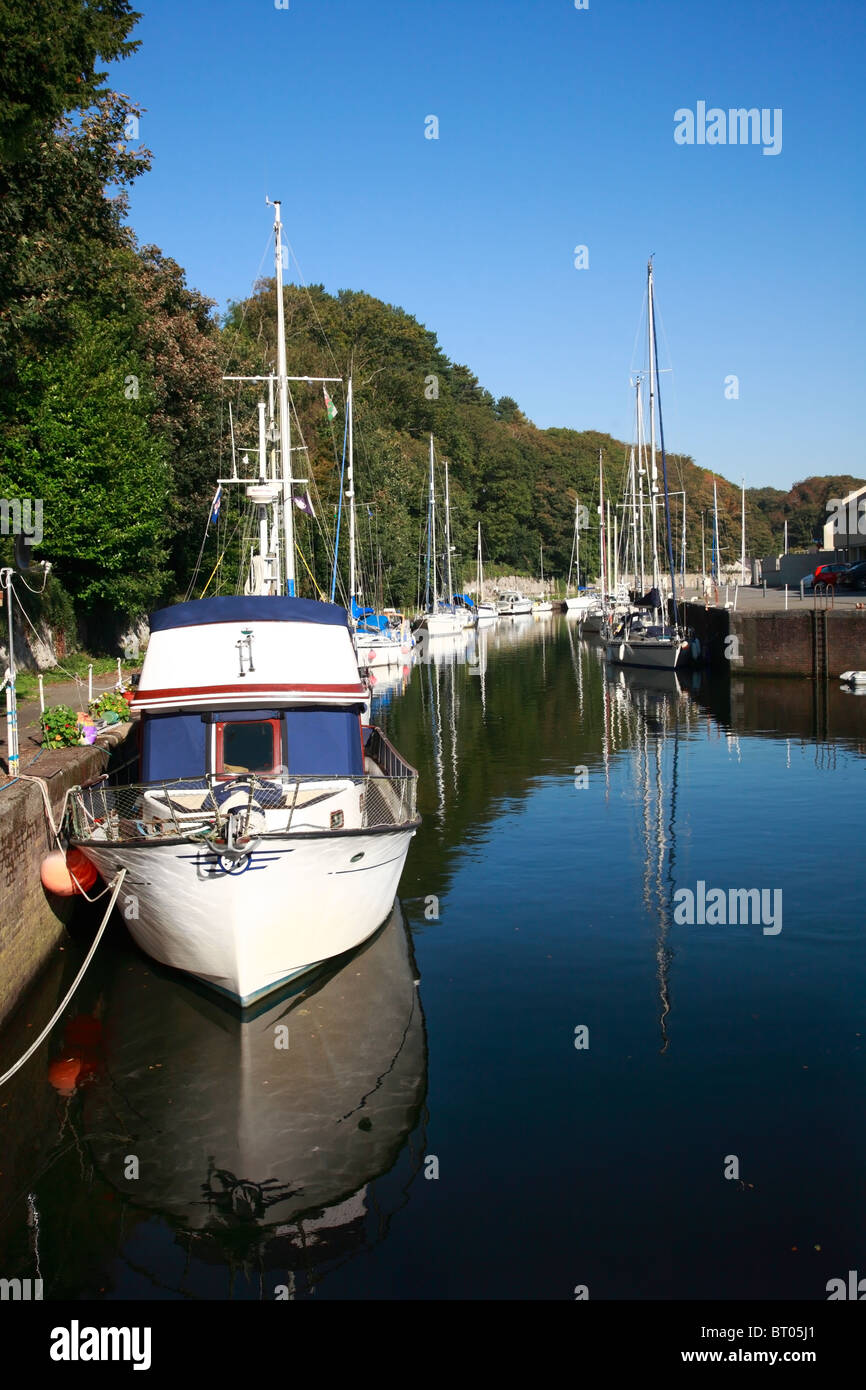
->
<box><xmin>636</xmin><ymin>378</ymin><xmax>646</xmax><ymax>591</ymax></box>
<box><xmin>741</xmin><ymin>475</ymin><xmax>746</xmax><ymax>583</ymax></box>
<box><xmin>257</xmin><ymin>401</ymin><xmax>269</xmax><ymax>588</ymax></box>
<box><xmin>648</xmin><ymin>276</ymin><xmax>660</xmax><ymax>593</ymax></box>
<box><xmin>477</xmin><ymin>522</ymin><xmax>483</xmax><ymax>598</ymax></box>
<box><xmin>598</xmin><ymin>449</ymin><xmax>607</xmax><ymax>601</ymax></box>
<box><xmin>575</xmin><ymin>497</ymin><xmax>581</xmax><ymax>589</ymax></box>
<box><xmin>429</xmin><ymin>435</ymin><xmax>438</xmax><ymax>608</ymax></box>
<box><xmin>271</xmin><ymin>200</ymin><xmax>295</xmax><ymax>595</ymax></box>
<box><xmin>630</xmin><ymin>449</ymin><xmax>639</xmax><ymax>592</ymax></box>
<box><xmin>648</xmin><ymin>258</ymin><xmax>680</xmax><ymax>627</ymax></box>
<box><xmin>713</xmin><ymin>476</ymin><xmax>720</xmax><ymax>581</ymax></box>
<box><xmin>444</xmin><ymin>459</ymin><xmax>453</xmax><ymax>607</ymax></box>
<box><xmin>348</xmin><ymin>377</ymin><xmax>356</xmax><ymax>609</ymax></box>
<box><xmin>268</xmin><ymin>375</ymin><xmax>282</xmax><ymax>593</ymax></box>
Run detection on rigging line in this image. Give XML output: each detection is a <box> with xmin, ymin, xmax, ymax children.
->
<box><xmin>294</xmin><ymin>542</ymin><xmax>327</xmax><ymax>600</ymax></box>
<box><xmin>652</xmin><ymin>316</ymin><xmax>680</xmax><ymax>629</ymax></box>
<box><xmin>183</xmin><ymin>500</ymin><xmax>215</xmax><ymax>602</ymax></box>
<box><xmin>218</xmin><ymin>232</ymin><xmax>274</xmax><ymax>378</ymax></box>
<box><xmin>199</xmin><ymin>513</ymin><xmax>243</xmax><ymax>599</ymax></box>
<box><xmin>629</xmin><ymin>284</ymin><xmax>649</xmax><ymax>379</ymax></box>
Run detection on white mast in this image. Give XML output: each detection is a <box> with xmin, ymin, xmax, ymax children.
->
<box><xmin>348</xmin><ymin>377</ymin><xmax>356</xmax><ymax>611</ymax></box>
<box><xmin>713</xmin><ymin>476</ymin><xmax>720</xmax><ymax>581</ymax></box>
<box><xmin>477</xmin><ymin>522</ymin><xmax>484</xmax><ymax>598</ymax></box>
<box><xmin>598</xmin><ymin>449</ymin><xmax>607</xmax><ymax>601</ymax></box>
<box><xmin>444</xmin><ymin>459</ymin><xmax>454</xmax><ymax>608</ymax></box>
<box><xmin>630</xmin><ymin>448</ymin><xmax>639</xmax><ymax>591</ymax></box>
<box><xmin>575</xmin><ymin>497</ymin><xmax>580</xmax><ymax>592</ymax></box>
<box><xmin>741</xmin><ymin>475</ymin><xmax>746</xmax><ymax>583</ymax></box>
<box><xmin>429</xmin><ymin>435</ymin><xmax>438</xmax><ymax>609</ymax></box>
<box><xmin>268</xmin><ymin>375</ymin><xmax>281</xmax><ymax>594</ymax></box>
<box><xmin>636</xmin><ymin>377</ymin><xmax>646</xmax><ymax>591</ymax></box>
<box><xmin>257</xmin><ymin>400</ymin><xmax>269</xmax><ymax>589</ymax></box>
<box><xmin>270</xmin><ymin>199</ymin><xmax>295</xmax><ymax>595</ymax></box>
<box><xmin>647</xmin><ymin>262</ymin><xmax>661</xmax><ymax>593</ymax></box>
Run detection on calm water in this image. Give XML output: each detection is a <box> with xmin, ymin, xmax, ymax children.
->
<box><xmin>1</xmin><ymin>616</ymin><xmax>864</xmax><ymax>1300</ymax></box>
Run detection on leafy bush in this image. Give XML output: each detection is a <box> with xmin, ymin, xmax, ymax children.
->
<box><xmin>88</xmin><ymin>690</ymin><xmax>129</xmax><ymax>720</ymax></box>
<box><xmin>40</xmin><ymin>704</ymin><xmax>82</xmax><ymax>749</ymax></box>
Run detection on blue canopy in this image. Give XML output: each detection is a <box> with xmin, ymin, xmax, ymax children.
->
<box><xmin>150</xmin><ymin>596</ymin><xmax>350</xmax><ymax>633</ymax></box>
<box><xmin>351</xmin><ymin>597</ymin><xmax>389</xmax><ymax>633</ymax></box>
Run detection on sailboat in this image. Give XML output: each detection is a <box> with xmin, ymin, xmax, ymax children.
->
<box><xmin>563</xmin><ymin>495</ymin><xmax>597</xmax><ymax>617</ymax></box>
<box><xmin>606</xmin><ymin>261</ymin><xmax>690</xmax><ymax>671</ymax></box>
<box><xmin>580</xmin><ymin>452</ymin><xmax>625</xmax><ymax>632</ymax></box>
<box><xmin>532</xmin><ymin>543</ymin><xmax>554</xmax><ymax>615</ymax></box>
<box><xmin>475</xmin><ymin>523</ymin><xmax>497</xmax><ymax>621</ymax></box>
<box><xmin>417</xmin><ymin>436</ymin><xmax>465</xmax><ymax>636</ymax></box>
<box><xmin>65</xmin><ymin>202</ymin><xmax>421</xmax><ymax>1006</ymax></box>
<box><xmin>341</xmin><ymin>380</ymin><xmax>414</xmax><ymax>670</ymax></box>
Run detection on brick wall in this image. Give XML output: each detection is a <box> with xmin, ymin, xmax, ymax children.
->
<box><xmin>0</xmin><ymin>730</ymin><xmax>134</xmax><ymax>1028</ymax></box>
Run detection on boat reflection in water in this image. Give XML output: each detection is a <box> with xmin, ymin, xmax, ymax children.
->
<box><xmin>80</xmin><ymin>903</ymin><xmax>427</xmax><ymax>1294</ymax></box>
<box><xmin>605</xmin><ymin>664</ymin><xmax>695</xmax><ymax>1054</ymax></box>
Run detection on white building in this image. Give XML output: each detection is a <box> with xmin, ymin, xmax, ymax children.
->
<box><xmin>822</xmin><ymin>484</ymin><xmax>866</xmax><ymax>561</ymax></box>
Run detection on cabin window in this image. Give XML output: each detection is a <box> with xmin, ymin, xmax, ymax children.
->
<box><xmin>215</xmin><ymin>719</ymin><xmax>281</xmax><ymax>776</ymax></box>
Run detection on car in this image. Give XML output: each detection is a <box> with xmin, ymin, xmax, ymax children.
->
<box><xmin>811</xmin><ymin>562</ymin><xmax>851</xmax><ymax>589</ymax></box>
<box><xmin>838</xmin><ymin>561</ymin><xmax>866</xmax><ymax>591</ymax></box>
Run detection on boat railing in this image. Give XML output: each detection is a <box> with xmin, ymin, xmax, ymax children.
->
<box><xmin>67</xmin><ymin>761</ymin><xmax>418</xmax><ymax>845</ymax></box>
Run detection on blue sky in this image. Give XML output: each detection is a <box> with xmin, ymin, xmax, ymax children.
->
<box><xmin>108</xmin><ymin>0</ymin><xmax>865</xmax><ymax>491</ymax></box>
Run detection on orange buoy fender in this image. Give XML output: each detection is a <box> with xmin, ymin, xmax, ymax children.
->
<box><xmin>40</xmin><ymin>847</ymin><xmax>99</xmax><ymax>896</ymax></box>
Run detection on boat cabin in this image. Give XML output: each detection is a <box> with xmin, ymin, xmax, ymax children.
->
<box><xmin>132</xmin><ymin>596</ymin><xmax>369</xmax><ymax>784</ymax></box>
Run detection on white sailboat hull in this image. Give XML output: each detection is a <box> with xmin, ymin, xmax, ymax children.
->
<box><xmin>606</xmin><ymin>638</ymin><xmax>683</xmax><ymax>670</ymax></box>
<box><xmin>355</xmin><ymin>631</ymin><xmax>412</xmax><ymax>668</ymax></box>
<box><xmin>80</xmin><ymin>827</ymin><xmax>416</xmax><ymax>1006</ymax></box>
<box><xmin>418</xmin><ymin>611</ymin><xmax>465</xmax><ymax>636</ymax></box>
<box><xmin>564</xmin><ymin>596</ymin><xmax>597</xmax><ymax>615</ymax></box>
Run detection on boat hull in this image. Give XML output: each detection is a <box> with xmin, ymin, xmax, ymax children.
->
<box><xmin>78</xmin><ymin>826</ymin><xmax>417</xmax><ymax>1005</ymax></box>
<box><xmin>605</xmin><ymin>639</ymin><xmax>682</xmax><ymax>670</ymax></box>
<box><xmin>355</xmin><ymin>633</ymin><xmax>412</xmax><ymax>669</ymax></box>
<box><xmin>417</xmin><ymin>612</ymin><xmax>465</xmax><ymax>636</ymax></box>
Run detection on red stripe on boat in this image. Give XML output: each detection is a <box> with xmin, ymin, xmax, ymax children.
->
<box><xmin>132</xmin><ymin>682</ymin><xmax>367</xmax><ymax>706</ymax></box>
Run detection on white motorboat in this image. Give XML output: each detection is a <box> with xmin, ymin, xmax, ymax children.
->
<box><xmin>69</xmin><ymin>595</ymin><xmax>420</xmax><ymax>1005</ymax></box>
<box><xmin>497</xmin><ymin>589</ymin><xmax>533</xmax><ymax>616</ymax></box>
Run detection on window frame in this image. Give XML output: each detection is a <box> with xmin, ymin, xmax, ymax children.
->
<box><xmin>214</xmin><ymin>717</ymin><xmax>282</xmax><ymax>779</ymax></box>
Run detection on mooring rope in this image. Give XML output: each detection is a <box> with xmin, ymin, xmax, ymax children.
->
<box><xmin>0</xmin><ymin>869</ymin><xmax>127</xmax><ymax>1089</ymax></box>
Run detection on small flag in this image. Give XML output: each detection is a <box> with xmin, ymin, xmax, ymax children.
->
<box><xmin>323</xmin><ymin>386</ymin><xmax>337</xmax><ymax>421</ymax></box>
<box><xmin>209</xmin><ymin>485</ymin><xmax>222</xmax><ymax>523</ymax></box>
<box><xmin>294</xmin><ymin>490</ymin><xmax>315</xmax><ymax>518</ymax></box>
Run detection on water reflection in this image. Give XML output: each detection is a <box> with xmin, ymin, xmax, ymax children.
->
<box><xmin>0</xmin><ymin>907</ymin><xmax>427</xmax><ymax>1298</ymax></box>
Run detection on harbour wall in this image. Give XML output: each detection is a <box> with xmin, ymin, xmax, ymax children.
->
<box><xmin>678</xmin><ymin>601</ymin><xmax>866</xmax><ymax>677</ymax></box>
<box><xmin>0</xmin><ymin>726</ymin><xmax>134</xmax><ymax>1029</ymax></box>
